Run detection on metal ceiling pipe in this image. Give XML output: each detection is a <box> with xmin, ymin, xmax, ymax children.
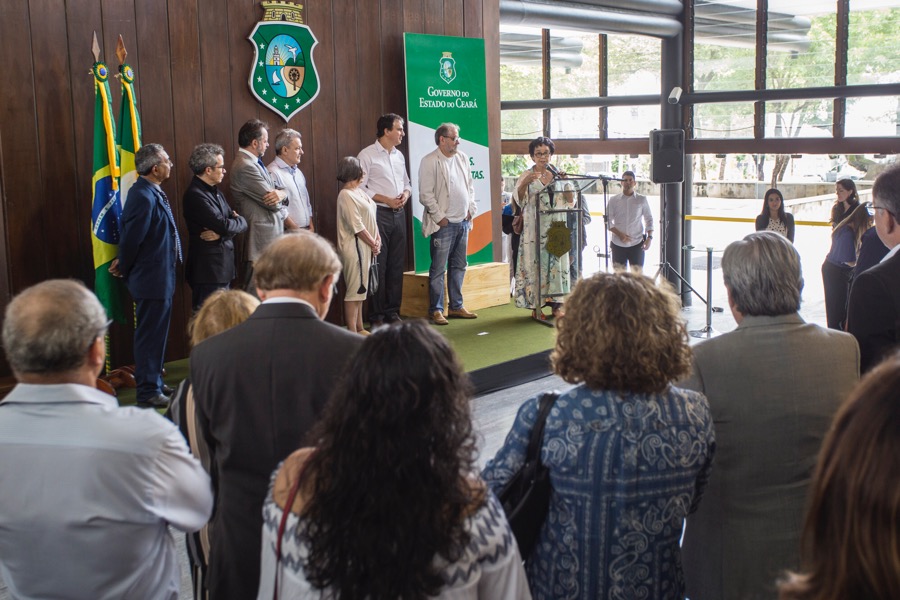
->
<box><xmin>561</xmin><ymin>0</ymin><xmax>683</xmax><ymax>17</ymax></box>
<box><xmin>499</xmin><ymin>0</ymin><xmax>683</xmax><ymax>38</ymax></box>
<box><xmin>695</xmin><ymin>1</ymin><xmax>811</xmax><ymax>32</ymax></box>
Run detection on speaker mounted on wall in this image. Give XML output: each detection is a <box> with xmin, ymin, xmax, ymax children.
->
<box><xmin>649</xmin><ymin>129</ymin><xmax>685</xmax><ymax>184</ymax></box>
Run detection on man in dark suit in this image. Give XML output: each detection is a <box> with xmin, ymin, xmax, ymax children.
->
<box><xmin>847</xmin><ymin>164</ymin><xmax>900</xmax><ymax>373</ymax></box>
<box><xmin>190</xmin><ymin>232</ymin><xmax>362</xmax><ymax>600</ymax></box>
<box><xmin>679</xmin><ymin>231</ymin><xmax>859</xmax><ymax>600</ymax></box>
<box><xmin>230</xmin><ymin>119</ymin><xmax>287</xmax><ymax>291</ymax></box>
<box><xmin>111</xmin><ymin>143</ymin><xmax>181</xmax><ymax>408</ymax></box>
<box><xmin>182</xmin><ymin>143</ymin><xmax>247</xmax><ymax>311</ymax></box>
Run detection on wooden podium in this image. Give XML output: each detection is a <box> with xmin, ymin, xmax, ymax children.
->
<box><xmin>400</xmin><ymin>262</ymin><xmax>510</xmax><ymax>318</ymax></box>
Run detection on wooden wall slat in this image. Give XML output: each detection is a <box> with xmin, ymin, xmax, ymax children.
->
<box><xmin>4</xmin><ymin>2</ymin><xmax>44</xmax><ymax>291</ymax></box>
<box><xmin>444</xmin><ymin>0</ymin><xmax>465</xmax><ymax>38</ymax></box>
<box><xmin>355</xmin><ymin>1</ymin><xmax>382</xmax><ymax>146</ymax></box>
<box><xmin>33</xmin><ymin>0</ymin><xmax>83</xmax><ymax>281</ymax></box>
<box><xmin>0</xmin><ymin>0</ymin><xmax>502</xmax><ymax>377</ymax></box>
<box><xmin>424</xmin><ymin>0</ymin><xmax>444</xmax><ymax>35</ymax></box>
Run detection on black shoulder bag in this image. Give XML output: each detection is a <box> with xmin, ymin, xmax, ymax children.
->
<box><xmin>498</xmin><ymin>392</ymin><xmax>558</xmax><ymax>560</ymax></box>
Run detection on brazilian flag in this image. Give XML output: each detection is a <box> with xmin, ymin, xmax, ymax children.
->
<box><xmin>90</xmin><ymin>61</ymin><xmax>126</xmax><ymax>323</ymax></box>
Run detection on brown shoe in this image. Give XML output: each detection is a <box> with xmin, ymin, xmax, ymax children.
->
<box><xmin>431</xmin><ymin>311</ymin><xmax>449</xmax><ymax>326</ymax></box>
<box><xmin>448</xmin><ymin>307</ymin><xmax>478</xmax><ymax>319</ymax></box>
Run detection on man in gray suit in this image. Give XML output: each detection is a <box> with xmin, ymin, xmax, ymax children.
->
<box><xmin>230</xmin><ymin>119</ymin><xmax>287</xmax><ymax>290</ymax></box>
<box><xmin>679</xmin><ymin>231</ymin><xmax>859</xmax><ymax>600</ymax></box>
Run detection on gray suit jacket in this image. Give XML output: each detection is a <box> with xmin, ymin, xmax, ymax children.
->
<box><xmin>230</xmin><ymin>150</ymin><xmax>284</xmax><ymax>262</ymax></box>
<box><xmin>679</xmin><ymin>313</ymin><xmax>859</xmax><ymax>600</ymax></box>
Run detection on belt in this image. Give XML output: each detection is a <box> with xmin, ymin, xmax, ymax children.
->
<box><xmin>377</xmin><ymin>205</ymin><xmax>404</xmax><ymax>213</ymax></box>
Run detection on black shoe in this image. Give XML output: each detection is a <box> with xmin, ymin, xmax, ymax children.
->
<box><xmin>161</xmin><ymin>385</ymin><xmax>175</xmax><ymax>395</ymax></box>
<box><xmin>386</xmin><ymin>314</ymin><xmax>403</xmax><ymax>323</ymax></box>
<box><xmin>136</xmin><ymin>394</ymin><xmax>170</xmax><ymax>409</ymax></box>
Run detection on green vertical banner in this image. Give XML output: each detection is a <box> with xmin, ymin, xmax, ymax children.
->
<box><xmin>404</xmin><ymin>33</ymin><xmax>492</xmax><ymax>273</ymax></box>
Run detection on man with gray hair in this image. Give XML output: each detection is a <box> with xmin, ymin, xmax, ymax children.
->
<box><xmin>418</xmin><ymin>122</ymin><xmax>478</xmax><ymax>325</ymax></box>
<box><xmin>230</xmin><ymin>119</ymin><xmax>287</xmax><ymax>290</ymax></box>
<box><xmin>0</xmin><ymin>279</ymin><xmax>212</xmax><ymax>598</ymax></box>
<box><xmin>110</xmin><ymin>142</ymin><xmax>181</xmax><ymax>408</ymax></box>
<box><xmin>678</xmin><ymin>231</ymin><xmax>859</xmax><ymax>600</ymax></box>
<box><xmin>267</xmin><ymin>128</ymin><xmax>314</xmax><ymax>232</ymax></box>
<box><xmin>183</xmin><ymin>143</ymin><xmax>248</xmax><ymax>310</ymax></box>
<box><xmin>190</xmin><ymin>232</ymin><xmax>362</xmax><ymax>600</ymax></box>
<box><xmin>847</xmin><ymin>164</ymin><xmax>900</xmax><ymax>372</ymax></box>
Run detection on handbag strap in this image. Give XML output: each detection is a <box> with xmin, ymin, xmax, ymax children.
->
<box><xmin>525</xmin><ymin>392</ymin><xmax>558</xmax><ymax>465</ymax></box>
<box><xmin>273</xmin><ymin>453</ymin><xmax>314</xmax><ymax>600</ymax></box>
<box><xmin>354</xmin><ymin>237</ymin><xmax>366</xmax><ymax>294</ymax></box>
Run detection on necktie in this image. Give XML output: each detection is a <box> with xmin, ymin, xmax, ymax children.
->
<box><xmin>257</xmin><ymin>157</ymin><xmax>267</xmax><ymax>171</ymax></box>
<box><xmin>159</xmin><ymin>190</ymin><xmax>183</xmax><ymax>264</ymax></box>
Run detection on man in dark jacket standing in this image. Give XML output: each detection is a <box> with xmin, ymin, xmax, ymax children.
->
<box><xmin>182</xmin><ymin>143</ymin><xmax>248</xmax><ymax>310</ymax></box>
<box><xmin>111</xmin><ymin>143</ymin><xmax>181</xmax><ymax>409</ymax></box>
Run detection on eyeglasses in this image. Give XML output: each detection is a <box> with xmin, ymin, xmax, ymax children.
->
<box><xmin>533</xmin><ymin>151</ymin><xmax>551</xmax><ymax>158</ymax></box>
<box><xmin>872</xmin><ymin>204</ymin><xmax>894</xmax><ymax>217</ymax></box>
<box><xmin>211</xmin><ymin>165</ymin><xmax>226</xmax><ymax>171</ymax></box>
<box><xmin>442</xmin><ymin>135</ymin><xmax>460</xmax><ymax>142</ymax></box>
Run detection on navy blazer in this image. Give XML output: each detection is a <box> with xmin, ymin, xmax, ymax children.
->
<box><xmin>847</xmin><ymin>249</ymin><xmax>900</xmax><ymax>372</ymax></box>
<box><xmin>118</xmin><ymin>176</ymin><xmax>179</xmax><ymax>299</ymax></box>
<box><xmin>182</xmin><ymin>176</ymin><xmax>247</xmax><ymax>285</ymax></box>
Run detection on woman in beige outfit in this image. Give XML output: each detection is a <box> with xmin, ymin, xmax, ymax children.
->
<box><xmin>336</xmin><ymin>156</ymin><xmax>380</xmax><ymax>334</ymax></box>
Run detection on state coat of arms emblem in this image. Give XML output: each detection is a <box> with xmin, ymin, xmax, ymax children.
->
<box><xmin>248</xmin><ymin>1</ymin><xmax>320</xmax><ymax>121</ymax></box>
<box><xmin>439</xmin><ymin>52</ymin><xmax>456</xmax><ymax>84</ymax></box>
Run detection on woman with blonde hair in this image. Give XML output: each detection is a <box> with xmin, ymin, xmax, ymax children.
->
<box><xmin>483</xmin><ymin>271</ymin><xmax>715</xmax><ymax>599</ymax></box>
<box><xmin>170</xmin><ymin>289</ymin><xmax>259</xmax><ymax>598</ymax></box>
<box><xmin>779</xmin><ymin>355</ymin><xmax>900</xmax><ymax>600</ymax></box>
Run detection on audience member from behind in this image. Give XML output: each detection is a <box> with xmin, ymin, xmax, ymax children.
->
<box><xmin>779</xmin><ymin>355</ymin><xmax>900</xmax><ymax>600</ymax></box>
<box><xmin>679</xmin><ymin>231</ymin><xmax>859</xmax><ymax>600</ymax></box>
<box><xmin>483</xmin><ymin>271</ymin><xmax>715</xmax><ymax>600</ymax></box>
<box><xmin>257</xmin><ymin>320</ymin><xmax>530</xmax><ymax>599</ymax></box>
<box><xmin>182</xmin><ymin>143</ymin><xmax>248</xmax><ymax>311</ymax></box>
<box><xmin>0</xmin><ymin>280</ymin><xmax>212</xmax><ymax>599</ymax></box>
<box><xmin>755</xmin><ymin>188</ymin><xmax>795</xmax><ymax>242</ymax></box>
<box><xmin>190</xmin><ymin>232</ymin><xmax>363</xmax><ymax>600</ymax></box>
<box><xmin>822</xmin><ymin>179</ymin><xmax>863</xmax><ymax>329</ymax></box>
<box><xmin>847</xmin><ymin>164</ymin><xmax>900</xmax><ymax>372</ymax></box>
<box><xmin>168</xmin><ymin>289</ymin><xmax>259</xmax><ymax>596</ymax></box>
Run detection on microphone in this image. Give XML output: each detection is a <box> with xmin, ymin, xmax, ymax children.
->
<box><xmin>546</xmin><ymin>164</ymin><xmax>560</xmax><ymax>178</ymax></box>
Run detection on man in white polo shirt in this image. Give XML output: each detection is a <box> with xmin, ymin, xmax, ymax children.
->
<box><xmin>607</xmin><ymin>170</ymin><xmax>654</xmax><ymax>269</ymax></box>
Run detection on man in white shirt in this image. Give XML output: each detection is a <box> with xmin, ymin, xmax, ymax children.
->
<box><xmin>358</xmin><ymin>113</ymin><xmax>412</xmax><ymax>326</ymax></box>
<box><xmin>0</xmin><ymin>279</ymin><xmax>213</xmax><ymax>600</ymax></box>
<box><xmin>418</xmin><ymin>123</ymin><xmax>478</xmax><ymax>325</ymax></box>
<box><xmin>607</xmin><ymin>170</ymin><xmax>654</xmax><ymax>269</ymax></box>
<box><xmin>267</xmin><ymin>128</ymin><xmax>315</xmax><ymax>233</ymax></box>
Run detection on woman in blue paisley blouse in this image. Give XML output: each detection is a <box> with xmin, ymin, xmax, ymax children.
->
<box><xmin>483</xmin><ymin>271</ymin><xmax>716</xmax><ymax>600</ymax></box>
<box><xmin>256</xmin><ymin>320</ymin><xmax>531</xmax><ymax>599</ymax></box>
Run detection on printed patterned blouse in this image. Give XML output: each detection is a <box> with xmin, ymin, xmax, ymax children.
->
<box><xmin>483</xmin><ymin>384</ymin><xmax>715</xmax><ymax>600</ymax></box>
<box><xmin>256</xmin><ymin>474</ymin><xmax>532</xmax><ymax>599</ymax></box>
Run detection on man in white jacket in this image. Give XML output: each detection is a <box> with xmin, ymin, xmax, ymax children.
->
<box><xmin>418</xmin><ymin>123</ymin><xmax>478</xmax><ymax>325</ymax></box>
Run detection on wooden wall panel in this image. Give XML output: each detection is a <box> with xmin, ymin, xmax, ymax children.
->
<box><xmin>0</xmin><ymin>0</ymin><xmax>502</xmax><ymax>379</ymax></box>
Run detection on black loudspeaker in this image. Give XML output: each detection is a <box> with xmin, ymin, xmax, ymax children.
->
<box><xmin>650</xmin><ymin>129</ymin><xmax>685</xmax><ymax>184</ymax></box>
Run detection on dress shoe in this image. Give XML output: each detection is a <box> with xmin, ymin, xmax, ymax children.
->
<box><xmin>431</xmin><ymin>310</ymin><xmax>449</xmax><ymax>326</ymax></box>
<box><xmin>386</xmin><ymin>314</ymin><xmax>403</xmax><ymax>323</ymax></box>
<box><xmin>448</xmin><ymin>307</ymin><xmax>478</xmax><ymax>319</ymax></box>
<box><xmin>136</xmin><ymin>394</ymin><xmax>170</xmax><ymax>409</ymax></box>
<box><xmin>161</xmin><ymin>384</ymin><xmax>175</xmax><ymax>395</ymax></box>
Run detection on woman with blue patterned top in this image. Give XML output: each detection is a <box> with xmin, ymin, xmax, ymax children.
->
<box><xmin>483</xmin><ymin>271</ymin><xmax>716</xmax><ymax>599</ymax></box>
<box><xmin>257</xmin><ymin>320</ymin><xmax>531</xmax><ymax>599</ymax></box>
